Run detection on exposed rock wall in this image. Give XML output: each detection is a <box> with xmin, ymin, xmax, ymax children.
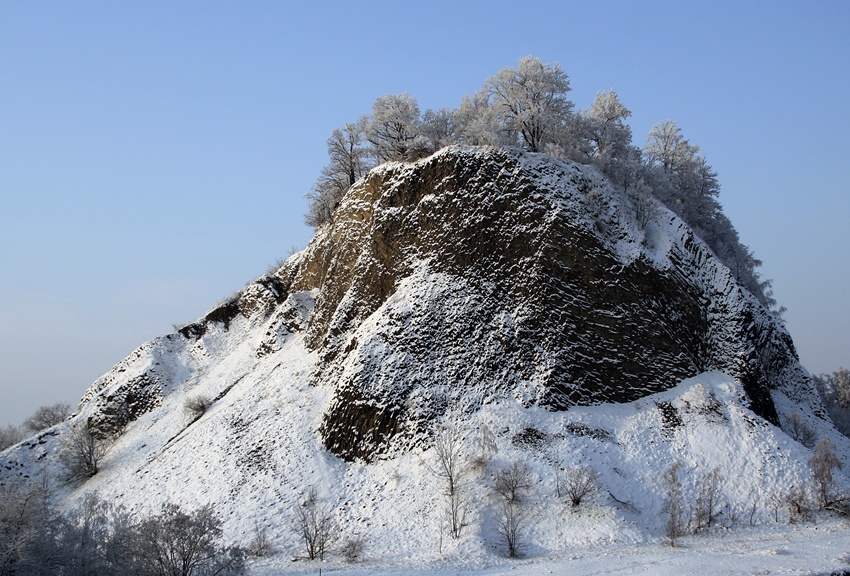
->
<box><xmin>272</xmin><ymin>147</ymin><xmax>796</xmax><ymax>460</ymax></box>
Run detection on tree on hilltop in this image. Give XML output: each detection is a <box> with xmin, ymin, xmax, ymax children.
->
<box><xmin>485</xmin><ymin>55</ymin><xmax>574</xmax><ymax>152</ymax></box>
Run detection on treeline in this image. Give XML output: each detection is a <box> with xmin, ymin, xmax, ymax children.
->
<box><xmin>0</xmin><ymin>480</ymin><xmax>244</xmax><ymax>576</ymax></box>
<box><xmin>305</xmin><ymin>55</ymin><xmax>778</xmax><ymax>310</ymax></box>
<box><xmin>0</xmin><ymin>403</ymin><xmax>70</xmax><ymax>452</ymax></box>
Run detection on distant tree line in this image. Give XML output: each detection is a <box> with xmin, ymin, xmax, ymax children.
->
<box><xmin>0</xmin><ymin>402</ymin><xmax>70</xmax><ymax>452</ymax></box>
<box><xmin>304</xmin><ymin>55</ymin><xmax>779</xmax><ymax>310</ymax></box>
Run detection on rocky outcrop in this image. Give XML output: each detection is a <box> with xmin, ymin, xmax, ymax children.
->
<box><xmin>259</xmin><ymin>146</ymin><xmax>801</xmax><ymax>460</ymax></box>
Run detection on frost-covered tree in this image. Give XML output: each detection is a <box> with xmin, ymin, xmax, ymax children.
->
<box><xmin>815</xmin><ymin>368</ymin><xmax>850</xmax><ymax>437</ymax></box>
<box><xmin>485</xmin><ymin>55</ymin><xmax>574</xmax><ymax>152</ymax></box>
<box><xmin>421</xmin><ymin>107</ymin><xmax>457</xmax><ymax>152</ymax></box>
<box><xmin>581</xmin><ymin>90</ymin><xmax>633</xmax><ymax>163</ymax></box>
<box><xmin>57</xmin><ymin>493</ymin><xmax>116</xmax><ymax>576</ymax></box>
<box><xmin>0</xmin><ymin>424</ymin><xmax>24</xmax><ymax>452</ymax></box>
<box><xmin>366</xmin><ymin>93</ymin><xmax>428</xmax><ymax>162</ymax></box>
<box><xmin>0</xmin><ymin>476</ymin><xmax>60</xmax><ymax>576</ymax></box>
<box><xmin>130</xmin><ymin>503</ymin><xmax>245</xmax><ymax>576</ymax></box>
<box><xmin>644</xmin><ymin>120</ymin><xmax>697</xmax><ymax>176</ymax></box>
<box><xmin>305</xmin><ymin>119</ymin><xmax>372</xmax><ymax>228</ymax></box>
<box><xmin>454</xmin><ymin>88</ymin><xmax>505</xmax><ymax>147</ymax></box>
<box><xmin>642</xmin><ymin>120</ymin><xmax>777</xmax><ymax>309</ymax></box>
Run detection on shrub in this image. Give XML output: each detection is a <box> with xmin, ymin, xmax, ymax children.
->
<box><xmin>184</xmin><ymin>395</ymin><xmax>212</xmax><ymax>423</ymax></box>
<box><xmin>562</xmin><ymin>466</ymin><xmax>599</xmax><ymax>507</ymax></box>
<box><xmin>341</xmin><ymin>537</ymin><xmax>364</xmax><ymax>563</ymax></box>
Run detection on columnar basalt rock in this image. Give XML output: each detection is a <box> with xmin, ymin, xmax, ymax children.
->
<box><xmin>261</xmin><ymin>146</ymin><xmax>800</xmax><ymax>461</ymax></box>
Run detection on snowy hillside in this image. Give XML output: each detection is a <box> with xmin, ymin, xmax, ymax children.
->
<box><xmin>2</xmin><ymin>146</ymin><xmax>849</xmax><ymax>574</ymax></box>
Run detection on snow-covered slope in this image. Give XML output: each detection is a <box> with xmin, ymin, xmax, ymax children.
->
<box><xmin>2</xmin><ymin>146</ymin><xmax>847</xmax><ymax>574</ymax></box>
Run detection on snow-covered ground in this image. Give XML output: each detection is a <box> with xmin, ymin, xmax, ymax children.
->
<box><xmin>249</xmin><ymin>519</ymin><xmax>850</xmax><ymax>575</ymax></box>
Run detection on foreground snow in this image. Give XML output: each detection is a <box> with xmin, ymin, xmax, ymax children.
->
<box><xmin>249</xmin><ymin>518</ymin><xmax>850</xmax><ymax>575</ymax></box>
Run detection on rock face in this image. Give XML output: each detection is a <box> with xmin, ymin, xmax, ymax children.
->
<box><xmin>80</xmin><ymin>146</ymin><xmax>806</xmax><ymax>461</ymax></box>
<box><xmin>268</xmin><ymin>146</ymin><xmax>800</xmax><ymax>460</ymax></box>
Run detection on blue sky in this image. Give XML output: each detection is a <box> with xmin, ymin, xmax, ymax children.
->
<box><xmin>1</xmin><ymin>1</ymin><xmax>848</xmax><ymax>426</ymax></box>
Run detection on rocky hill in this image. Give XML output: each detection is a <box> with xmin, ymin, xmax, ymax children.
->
<box><xmin>1</xmin><ymin>146</ymin><xmax>845</xmax><ymax>573</ymax></box>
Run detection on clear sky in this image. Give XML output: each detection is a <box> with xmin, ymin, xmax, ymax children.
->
<box><xmin>1</xmin><ymin>1</ymin><xmax>848</xmax><ymax>426</ymax></box>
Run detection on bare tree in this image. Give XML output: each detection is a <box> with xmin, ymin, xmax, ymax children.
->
<box><xmin>247</xmin><ymin>522</ymin><xmax>274</xmax><ymax>558</ymax></box>
<box><xmin>60</xmin><ymin>421</ymin><xmax>108</xmax><ymax>480</ymax></box>
<box><xmin>23</xmin><ymin>402</ymin><xmax>71</xmax><ymax>434</ymax></box>
<box><xmin>783</xmin><ymin>485</ymin><xmax>810</xmax><ymax>523</ymax></box>
<box><xmin>431</xmin><ymin>428</ymin><xmax>466</xmax><ymax>497</ymax></box>
<box><xmin>293</xmin><ymin>487</ymin><xmax>335</xmax><ymax>561</ymax></box>
<box><xmin>429</xmin><ymin>428</ymin><xmax>470</xmax><ymax>540</ymax></box>
<box><xmin>562</xmin><ymin>466</ymin><xmax>599</xmax><ymax>507</ymax></box>
<box><xmin>662</xmin><ymin>462</ymin><xmax>686</xmax><ymax>546</ymax></box>
<box><xmin>446</xmin><ymin>489</ymin><xmax>469</xmax><ymax>540</ymax></box>
<box><xmin>494</xmin><ymin>461</ymin><xmax>532</xmax><ymax>504</ymax></box>
<box><xmin>495</xmin><ymin>499</ymin><xmax>527</xmax><ymax>558</ymax></box>
<box><xmin>693</xmin><ymin>467</ymin><xmax>724</xmax><ymax>532</ymax></box>
<box><xmin>492</xmin><ymin>460</ymin><xmax>532</xmax><ymax>557</ymax></box>
<box><xmin>130</xmin><ymin>503</ymin><xmax>245</xmax><ymax>576</ymax></box>
<box><xmin>810</xmin><ymin>436</ymin><xmax>844</xmax><ymax>509</ymax></box>
<box><xmin>787</xmin><ymin>411</ymin><xmax>817</xmax><ymax>447</ymax></box>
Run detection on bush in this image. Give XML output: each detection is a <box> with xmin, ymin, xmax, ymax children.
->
<box><xmin>184</xmin><ymin>395</ymin><xmax>212</xmax><ymax>423</ymax></box>
<box><xmin>341</xmin><ymin>537</ymin><xmax>364</xmax><ymax>563</ymax></box>
<box><xmin>561</xmin><ymin>466</ymin><xmax>599</xmax><ymax>507</ymax></box>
